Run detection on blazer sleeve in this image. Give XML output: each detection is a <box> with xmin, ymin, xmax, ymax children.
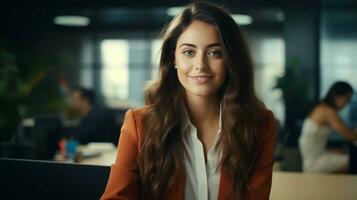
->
<box><xmin>101</xmin><ymin>109</ymin><xmax>140</xmax><ymax>200</ymax></box>
<box><xmin>244</xmin><ymin>110</ymin><xmax>276</xmax><ymax>200</ymax></box>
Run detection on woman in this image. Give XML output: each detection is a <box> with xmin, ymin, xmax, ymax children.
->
<box><xmin>101</xmin><ymin>2</ymin><xmax>276</xmax><ymax>199</ymax></box>
<box><xmin>299</xmin><ymin>81</ymin><xmax>357</xmax><ymax>173</ymax></box>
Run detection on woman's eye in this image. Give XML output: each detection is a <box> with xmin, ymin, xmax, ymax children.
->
<box><xmin>182</xmin><ymin>50</ymin><xmax>194</xmax><ymax>56</ymax></box>
<box><xmin>208</xmin><ymin>50</ymin><xmax>223</xmax><ymax>57</ymax></box>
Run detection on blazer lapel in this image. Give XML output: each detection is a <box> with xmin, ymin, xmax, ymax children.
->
<box><xmin>218</xmin><ymin>167</ymin><xmax>232</xmax><ymax>200</ymax></box>
<box><xmin>167</xmin><ymin>171</ymin><xmax>185</xmax><ymax>200</ymax></box>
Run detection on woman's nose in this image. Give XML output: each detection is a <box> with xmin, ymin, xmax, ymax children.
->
<box><xmin>194</xmin><ymin>52</ymin><xmax>207</xmax><ymax>70</ymax></box>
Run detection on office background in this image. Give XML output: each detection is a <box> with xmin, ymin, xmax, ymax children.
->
<box><xmin>0</xmin><ymin>0</ymin><xmax>357</xmax><ymax>171</ymax></box>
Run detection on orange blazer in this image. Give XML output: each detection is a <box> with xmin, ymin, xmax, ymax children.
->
<box><xmin>101</xmin><ymin>106</ymin><xmax>276</xmax><ymax>200</ymax></box>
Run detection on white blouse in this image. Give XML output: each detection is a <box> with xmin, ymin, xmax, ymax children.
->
<box><xmin>182</xmin><ymin>105</ymin><xmax>222</xmax><ymax>200</ymax></box>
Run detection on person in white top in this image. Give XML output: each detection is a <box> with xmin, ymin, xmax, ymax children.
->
<box><xmin>299</xmin><ymin>81</ymin><xmax>357</xmax><ymax>173</ymax></box>
<box><xmin>101</xmin><ymin>2</ymin><xmax>276</xmax><ymax>200</ymax></box>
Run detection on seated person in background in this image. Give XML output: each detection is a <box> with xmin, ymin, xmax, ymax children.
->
<box><xmin>299</xmin><ymin>81</ymin><xmax>357</xmax><ymax>173</ymax></box>
<box><xmin>69</xmin><ymin>87</ymin><xmax>119</xmax><ymax>145</ymax></box>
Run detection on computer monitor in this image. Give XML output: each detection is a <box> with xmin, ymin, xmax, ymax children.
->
<box><xmin>0</xmin><ymin>158</ymin><xmax>110</xmax><ymax>199</ymax></box>
<box><xmin>33</xmin><ymin>114</ymin><xmax>62</xmax><ymax>159</ymax></box>
<box><xmin>1</xmin><ymin>114</ymin><xmax>62</xmax><ymax>160</ymax></box>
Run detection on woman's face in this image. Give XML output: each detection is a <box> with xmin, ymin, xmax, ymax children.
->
<box><xmin>174</xmin><ymin>20</ymin><xmax>227</xmax><ymax>99</ymax></box>
<box><xmin>335</xmin><ymin>93</ymin><xmax>352</xmax><ymax>109</ymax></box>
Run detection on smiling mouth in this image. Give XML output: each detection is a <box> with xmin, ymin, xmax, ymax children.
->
<box><xmin>188</xmin><ymin>75</ymin><xmax>213</xmax><ymax>84</ymax></box>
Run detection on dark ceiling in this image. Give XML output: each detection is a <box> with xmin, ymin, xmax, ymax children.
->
<box><xmin>1</xmin><ymin>0</ymin><xmax>357</xmax><ymax>35</ymax></box>
<box><xmin>0</xmin><ymin>0</ymin><xmax>285</xmax><ymax>33</ymax></box>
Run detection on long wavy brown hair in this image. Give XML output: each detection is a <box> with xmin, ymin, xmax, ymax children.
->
<box><xmin>138</xmin><ymin>1</ymin><xmax>266</xmax><ymax>199</ymax></box>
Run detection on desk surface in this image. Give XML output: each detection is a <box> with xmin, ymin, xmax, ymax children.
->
<box><xmin>77</xmin><ymin>148</ymin><xmax>357</xmax><ymax>200</ymax></box>
<box><xmin>271</xmin><ymin>171</ymin><xmax>357</xmax><ymax>200</ymax></box>
<box><xmin>54</xmin><ymin>143</ymin><xmax>117</xmax><ymax>166</ymax></box>
<box><xmin>79</xmin><ymin>149</ymin><xmax>117</xmax><ymax>166</ymax></box>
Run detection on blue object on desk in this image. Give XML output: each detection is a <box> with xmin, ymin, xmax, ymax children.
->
<box><xmin>66</xmin><ymin>139</ymin><xmax>78</xmax><ymax>159</ymax></box>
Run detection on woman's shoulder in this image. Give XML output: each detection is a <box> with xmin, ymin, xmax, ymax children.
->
<box><xmin>313</xmin><ymin>103</ymin><xmax>334</xmax><ymax>112</ymax></box>
<box><xmin>257</xmin><ymin>108</ymin><xmax>275</xmax><ymax>131</ymax></box>
<box><xmin>123</xmin><ymin>105</ymin><xmax>152</xmax><ymax>124</ymax></box>
<box><xmin>121</xmin><ymin>105</ymin><xmax>152</xmax><ymax>139</ymax></box>
<box><xmin>131</xmin><ymin>105</ymin><xmax>152</xmax><ymax>116</ymax></box>
<box><xmin>255</xmin><ymin>107</ymin><xmax>276</xmax><ymax>142</ymax></box>
<box><xmin>310</xmin><ymin>103</ymin><xmax>335</xmax><ymax>119</ymax></box>
<box><xmin>122</xmin><ymin>105</ymin><xmax>152</xmax><ymax>125</ymax></box>
<box><xmin>258</xmin><ymin>107</ymin><xmax>274</xmax><ymax>123</ymax></box>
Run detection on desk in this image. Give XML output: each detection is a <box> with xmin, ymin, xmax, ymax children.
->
<box><xmin>270</xmin><ymin>171</ymin><xmax>357</xmax><ymax>200</ymax></box>
<box><xmin>76</xmin><ymin>143</ymin><xmax>117</xmax><ymax>166</ymax></box>
<box><xmin>54</xmin><ymin>143</ymin><xmax>117</xmax><ymax>166</ymax></box>
<box><xmin>79</xmin><ymin>149</ymin><xmax>117</xmax><ymax>166</ymax></box>
<box><xmin>74</xmin><ymin>148</ymin><xmax>357</xmax><ymax>200</ymax></box>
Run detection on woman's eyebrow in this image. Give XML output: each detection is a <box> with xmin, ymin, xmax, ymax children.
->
<box><xmin>179</xmin><ymin>43</ymin><xmax>222</xmax><ymax>48</ymax></box>
<box><xmin>179</xmin><ymin>43</ymin><xmax>196</xmax><ymax>48</ymax></box>
<box><xmin>207</xmin><ymin>43</ymin><xmax>222</xmax><ymax>48</ymax></box>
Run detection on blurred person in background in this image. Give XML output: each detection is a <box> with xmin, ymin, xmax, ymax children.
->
<box><xmin>69</xmin><ymin>87</ymin><xmax>119</xmax><ymax>145</ymax></box>
<box><xmin>299</xmin><ymin>81</ymin><xmax>357</xmax><ymax>173</ymax></box>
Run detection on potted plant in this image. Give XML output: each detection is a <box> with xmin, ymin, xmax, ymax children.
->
<box><xmin>0</xmin><ymin>40</ymin><xmax>66</xmax><ymax>142</ymax></box>
<box><xmin>274</xmin><ymin>58</ymin><xmax>314</xmax><ymax>145</ymax></box>
<box><xmin>0</xmin><ymin>41</ymin><xmax>26</xmax><ymax>141</ymax></box>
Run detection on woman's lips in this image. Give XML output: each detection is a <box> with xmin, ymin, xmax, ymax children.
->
<box><xmin>188</xmin><ymin>75</ymin><xmax>213</xmax><ymax>84</ymax></box>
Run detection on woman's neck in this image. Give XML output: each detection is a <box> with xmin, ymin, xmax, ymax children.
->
<box><xmin>185</xmin><ymin>94</ymin><xmax>220</xmax><ymax>128</ymax></box>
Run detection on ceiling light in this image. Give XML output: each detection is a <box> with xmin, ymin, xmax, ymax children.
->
<box><xmin>232</xmin><ymin>14</ymin><xmax>253</xmax><ymax>25</ymax></box>
<box><xmin>53</xmin><ymin>15</ymin><xmax>90</xmax><ymax>27</ymax></box>
<box><xmin>276</xmin><ymin>12</ymin><xmax>285</xmax><ymax>21</ymax></box>
<box><xmin>167</xmin><ymin>7</ymin><xmax>185</xmax><ymax>16</ymax></box>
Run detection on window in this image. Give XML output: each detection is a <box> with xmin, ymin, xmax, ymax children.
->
<box><xmin>150</xmin><ymin>39</ymin><xmax>162</xmax><ymax>79</ymax></box>
<box><xmin>100</xmin><ymin>39</ymin><xmax>129</xmax><ymax>108</ymax></box>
